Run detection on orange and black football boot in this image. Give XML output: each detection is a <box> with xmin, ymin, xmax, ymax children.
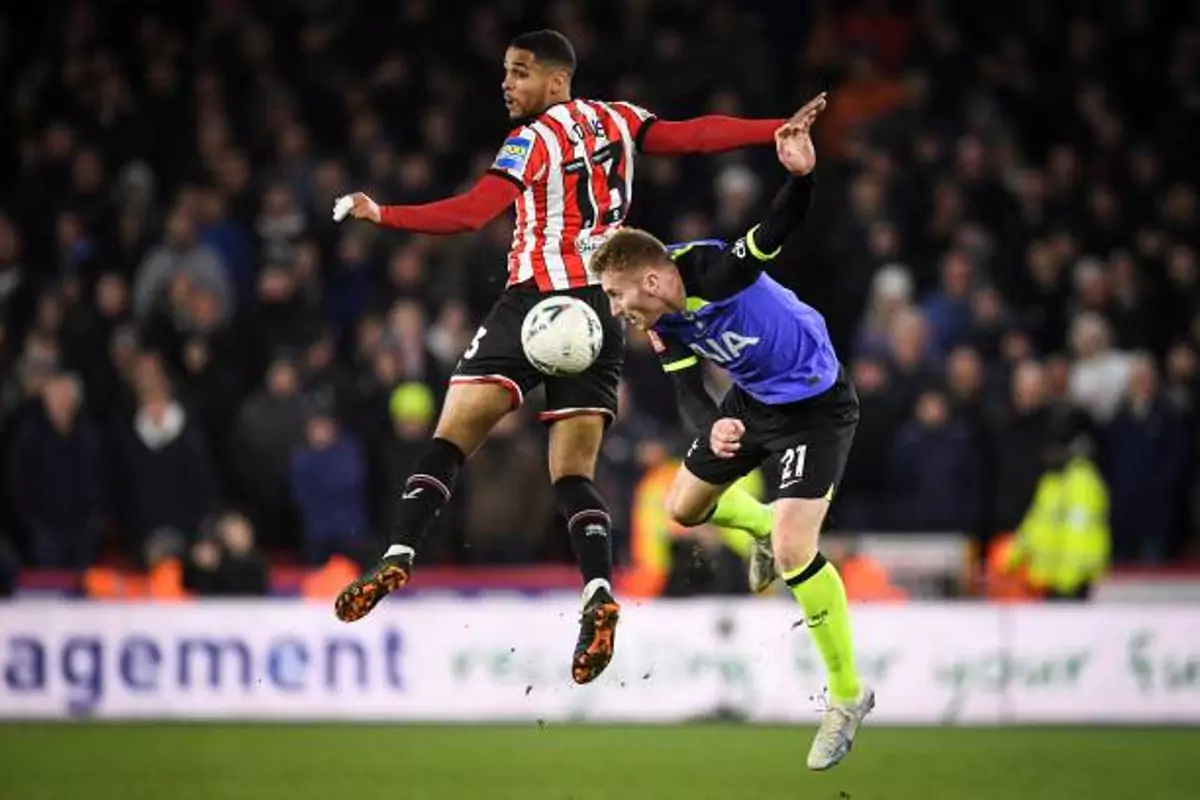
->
<box><xmin>571</xmin><ymin>585</ymin><xmax>620</xmax><ymax>684</ymax></box>
<box><xmin>334</xmin><ymin>551</ymin><xmax>412</xmax><ymax>622</ymax></box>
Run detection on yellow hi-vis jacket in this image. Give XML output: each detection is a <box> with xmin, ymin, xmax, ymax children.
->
<box><xmin>623</xmin><ymin>460</ymin><xmax>765</xmax><ymax>597</ymax></box>
<box><xmin>1009</xmin><ymin>456</ymin><xmax>1111</xmax><ymax>594</ymax></box>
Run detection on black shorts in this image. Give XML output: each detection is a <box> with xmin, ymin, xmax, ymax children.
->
<box><xmin>451</xmin><ymin>281</ymin><xmax>625</xmax><ymax>424</ymax></box>
<box><xmin>684</xmin><ymin>368</ymin><xmax>859</xmax><ymax>500</ymax></box>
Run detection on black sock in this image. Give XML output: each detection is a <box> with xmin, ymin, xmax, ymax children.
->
<box><xmin>554</xmin><ymin>475</ymin><xmax>613</xmax><ymax>585</ymax></box>
<box><xmin>391</xmin><ymin>437</ymin><xmax>465</xmax><ymax>556</ymax></box>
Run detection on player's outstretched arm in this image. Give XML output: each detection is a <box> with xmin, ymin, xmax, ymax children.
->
<box><xmin>332</xmin><ymin>172</ymin><xmax>520</xmax><ymax>234</ymax></box>
<box><xmin>641</xmin><ymin>116</ymin><xmax>782</xmax><ymax>155</ymax></box>
<box><xmin>640</xmin><ymin>92</ymin><xmax>826</xmax><ymax>156</ymax></box>
<box><xmin>691</xmin><ymin>94</ymin><xmax>826</xmax><ymax>300</ymax></box>
<box><xmin>749</xmin><ymin>93</ymin><xmax>827</xmax><ymax>255</ymax></box>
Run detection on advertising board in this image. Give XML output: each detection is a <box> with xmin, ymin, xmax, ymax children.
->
<box><xmin>1</xmin><ymin>599</ymin><xmax>1197</xmax><ymax>723</ymax></box>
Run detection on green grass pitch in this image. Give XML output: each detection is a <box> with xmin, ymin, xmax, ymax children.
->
<box><xmin>1</xmin><ymin>723</ymin><xmax>1196</xmax><ymax>800</ymax></box>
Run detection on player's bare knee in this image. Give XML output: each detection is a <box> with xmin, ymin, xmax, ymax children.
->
<box><xmin>771</xmin><ymin>499</ymin><xmax>826</xmax><ymax>573</ymax></box>
<box><xmin>434</xmin><ymin>382</ymin><xmax>515</xmax><ymax>456</ymax></box>
<box><xmin>549</xmin><ymin>450</ymin><xmax>599</xmax><ymax>482</ymax></box>
<box><xmin>547</xmin><ymin>414</ymin><xmax>605</xmax><ymax>481</ymax></box>
<box><xmin>431</xmin><ymin>415</ymin><xmax>477</xmax><ymax>453</ymax></box>
<box><xmin>667</xmin><ymin>467</ymin><xmax>727</xmax><ymax>527</ymax></box>
<box><xmin>775</xmin><ymin>534</ymin><xmax>820</xmax><ymax>574</ymax></box>
<box><xmin>666</xmin><ymin>494</ymin><xmax>704</xmax><ymax>527</ymax></box>
<box><xmin>665</xmin><ymin>482</ymin><xmax>716</xmax><ymax>528</ymax></box>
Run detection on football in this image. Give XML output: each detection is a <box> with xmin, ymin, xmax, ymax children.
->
<box><xmin>520</xmin><ymin>296</ymin><xmax>604</xmax><ymax>376</ymax></box>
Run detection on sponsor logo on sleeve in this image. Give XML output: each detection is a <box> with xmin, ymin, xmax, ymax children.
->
<box><xmin>494</xmin><ymin>136</ymin><xmax>533</xmax><ymax>171</ymax></box>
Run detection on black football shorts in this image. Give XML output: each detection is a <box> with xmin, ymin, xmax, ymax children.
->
<box><xmin>451</xmin><ymin>281</ymin><xmax>625</xmax><ymax>424</ymax></box>
<box><xmin>683</xmin><ymin>367</ymin><xmax>859</xmax><ymax>500</ymax></box>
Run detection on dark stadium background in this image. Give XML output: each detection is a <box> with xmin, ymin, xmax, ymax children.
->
<box><xmin>1</xmin><ymin>4</ymin><xmax>1199</xmax><ymax>800</ymax></box>
<box><xmin>0</xmin><ymin>0</ymin><xmax>1197</xmax><ymax>594</ymax></box>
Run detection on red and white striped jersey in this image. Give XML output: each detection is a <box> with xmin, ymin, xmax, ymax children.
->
<box><xmin>487</xmin><ymin>98</ymin><xmax>656</xmax><ymax>291</ymax></box>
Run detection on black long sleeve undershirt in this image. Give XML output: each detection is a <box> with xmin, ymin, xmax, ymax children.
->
<box><xmin>754</xmin><ymin>170</ymin><xmax>815</xmax><ymax>257</ymax></box>
<box><xmin>693</xmin><ymin>171</ymin><xmax>815</xmax><ymax>301</ymax></box>
<box><xmin>673</xmin><ymin>366</ymin><xmax>720</xmax><ymax>434</ymax></box>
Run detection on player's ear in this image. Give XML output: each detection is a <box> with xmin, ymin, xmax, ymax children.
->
<box><xmin>549</xmin><ymin>67</ymin><xmax>571</xmax><ymax>94</ymax></box>
<box><xmin>642</xmin><ymin>267</ymin><xmax>659</xmax><ymax>293</ymax></box>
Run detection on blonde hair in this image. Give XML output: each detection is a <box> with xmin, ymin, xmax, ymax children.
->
<box><xmin>589</xmin><ymin>228</ymin><xmax>669</xmax><ymax>276</ymax></box>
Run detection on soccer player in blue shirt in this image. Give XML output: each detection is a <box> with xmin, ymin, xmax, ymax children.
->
<box><xmin>590</xmin><ymin>94</ymin><xmax>873</xmax><ymax>770</ymax></box>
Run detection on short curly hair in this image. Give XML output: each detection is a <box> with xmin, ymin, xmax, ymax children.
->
<box><xmin>510</xmin><ymin>30</ymin><xmax>577</xmax><ymax>75</ymax></box>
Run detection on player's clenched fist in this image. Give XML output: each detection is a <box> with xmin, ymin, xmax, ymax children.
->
<box><xmin>710</xmin><ymin>417</ymin><xmax>746</xmax><ymax>459</ymax></box>
<box><xmin>332</xmin><ymin>192</ymin><xmax>381</xmax><ymax>224</ymax></box>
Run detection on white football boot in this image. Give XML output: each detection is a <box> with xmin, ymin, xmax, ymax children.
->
<box><xmin>806</xmin><ymin>686</ymin><xmax>876</xmax><ymax>770</ymax></box>
<box><xmin>748</xmin><ymin>535</ymin><xmax>777</xmax><ymax>593</ymax></box>
<box><xmin>747</xmin><ymin>501</ymin><xmax>778</xmax><ymax>593</ymax></box>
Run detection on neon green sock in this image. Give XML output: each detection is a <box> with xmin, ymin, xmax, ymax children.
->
<box><xmin>783</xmin><ymin>553</ymin><xmax>862</xmax><ymax>704</ymax></box>
<box><xmin>710</xmin><ymin>485</ymin><xmax>772</xmax><ymax>540</ymax></box>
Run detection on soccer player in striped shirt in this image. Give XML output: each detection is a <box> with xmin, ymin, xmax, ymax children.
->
<box><xmin>334</xmin><ymin>29</ymin><xmax>809</xmax><ymax>685</ymax></box>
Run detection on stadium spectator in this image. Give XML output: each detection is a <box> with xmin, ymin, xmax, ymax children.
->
<box><xmin>196</xmin><ymin>187</ymin><xmax>256</xmax><ymax>308</ymax></box>
<box><xmin>114</xmin><ymin>354</ymin><xmax>219</xmax><ymax>559</ymax></box>
<box><xmin>251</xmin><ymin>266</ymin><xmax>324</xmax><ymax>376</ymax></box>
<box><xmin>837</xmin><ymin>357</ymin><xmax>905</xmax><ymax>530</ymax></box>
<box><xmin>461</xmin><ymin>411</ymin><xmax>552</xmax><ymax>564</ymax></box>
<box><xmin>884</xmin><ymin>307</ymin><xmax>938</xmax><ymax>415</ymax></box>
<box><xmin>988</xmin><ymin>361</ymin><xmax>1054</xmax><ymax>537</ymax></box>
<box><xmin>967</xmin><ymin>286</ymin><xmax>1010</xmax><ymax>369</ymax></box>
<box><xmin>289</xmin><ymin>408</ymin><xmax>371</xmax><ymax>566</ymax></box>
<box><xmin>184</xmin><ymin>512</ymin><xmax>269</xmax><ymax>596</ymax></box>
<box><xmin>133</xmin><ymin>205</ymin><xmax>234</xmax><ymax>327</ymax></box>
<box><xmin>945</xmin><ymin>346</ymin><xmax>991</xmax><ymax>533</ymax></box>
<box><xmin>1104</xmin><ymin>354</ymin><xmax>1188</xmax><ymax>564</ymax></box>
<box><xmin>426</xmin><ymin>300</ymin><xmax>476</xmax><ymax>380</ymax></box>
<box><xmin>376</xmin><ymin>383</ymin><xmax>432</xmax><ymax>532</ymax></box>
<box><xmin>176</xmin><ymin>328</ymin><xmax>244</xmax><ymax>485</ymax></box>
<box><xmin>1007</xmin><ymin>425</ymin><xmax>1110</xmax><ymax>601</ymax></box>
<box><xmin>230</xmin><ymin>357</ymin><xmax>308</xmax><ymax>548</ymax></box>
<box><xmin>921</xmin><ymin>250</ymin><xmax>976</xmax><ymax>357</ymax></box>
<box><xmin>140</xmin><ymin>527</ymin><xmax>188</xmax><ymax>601</ymax></box>
<box><xmin>854</xmin><ymin>264</ymin><xmax>913</xmax><ymax>360</ymax></box>
<box><xmin>71</xmin><ymin>272</ymin><xmax>132</xmax><ymax>405</ymax></box>
<box><xmin>1068</xmin><ymin>312</ymin><xmax>1134</xmax><ymax>424</ymax></box>
<box><xmin>817</xmin><ymin>50</ymin><xmax>910</xmax><ymax>161</ymax></box>
<box><xmin>1163</xmin><ymin>344</ymin><xmax>1200</xmax><ymax>554</ymax></box>
<box><xmin>326</xmin><ymin>228</ymin><xmax>377</xmax><ymax>341</ymax></box>
<box><xmin>301</xmin><ymin>329</ymin><xmax>361</xmax><ymax>434</ymax></box>
<box><xmin>888</xmin><ymin>388</ymin><xmax>984</xmax><ymax>532</ymax></box>
<box><xmin>1017</xmin><ymin>239</ymin><xmax>1071</xmax><ymax>357</ymax></box>
<box><xmin>6</xmin><ymin>374</ymin><xmax>105</xmax><ymax>568</ymax></box>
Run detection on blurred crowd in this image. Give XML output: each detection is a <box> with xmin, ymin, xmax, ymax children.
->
<box><xmin>1</xmin><ymin>0</ymin><xmax>1198</xmax><ymax>595</ymax></box>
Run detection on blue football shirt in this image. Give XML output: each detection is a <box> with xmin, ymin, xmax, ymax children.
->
<box><xmin>648</xmin><ymin>226</ymin><xmax>840</xmax><ymax>405</ymax></box>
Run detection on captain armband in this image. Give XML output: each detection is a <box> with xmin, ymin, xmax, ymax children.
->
<box><xmin>745</xmin><ymin>225</ymin><xmax>782</xmax><ymax>261</ymax></box>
